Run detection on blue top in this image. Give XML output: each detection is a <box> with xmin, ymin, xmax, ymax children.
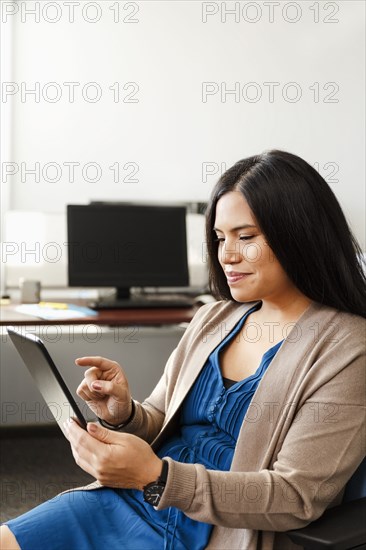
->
<box><xmin>6</xmin><ymin>304</ymin><xmax>283</xmax><ymax>550</ymax></box>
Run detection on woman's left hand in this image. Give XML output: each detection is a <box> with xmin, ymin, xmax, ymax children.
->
<box><xmin>63</xmin><ymin>418</ymin><xmax>163</xmax><ymax>491</ymax></box>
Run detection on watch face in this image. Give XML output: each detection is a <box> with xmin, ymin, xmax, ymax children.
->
<box><xmin>143</xmin><ymin>483</ymin><xmax>165</xmax><ymax>506</ymax></box>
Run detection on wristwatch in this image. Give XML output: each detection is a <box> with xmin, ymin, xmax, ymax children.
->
<box><xmin>143</xmin><ymin>459</ymin><xmax>169</xmax><ymax>506</ymax></box>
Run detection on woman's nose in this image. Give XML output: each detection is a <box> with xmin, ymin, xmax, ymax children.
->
<box><xmin>220</xmin><ymin>242</ymin><xmax>241</xmax><ymax>264</ymax></box>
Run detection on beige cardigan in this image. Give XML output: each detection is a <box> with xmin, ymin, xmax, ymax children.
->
<box><xmin>89</xmin><ymin>300</ymin><xmax>366</xmax><ymax>549</ymax></box>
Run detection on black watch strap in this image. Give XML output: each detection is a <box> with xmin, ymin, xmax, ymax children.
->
<box><xmin>158</xmin><ymin>459</ymin><xmax>169</xmax><ymax>484</ymax></box>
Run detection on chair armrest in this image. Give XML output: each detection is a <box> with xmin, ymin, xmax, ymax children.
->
<box><xmin>286</xmin><ymin>497</ymin><xmax>366</xmax><ymax>550</ymax></box>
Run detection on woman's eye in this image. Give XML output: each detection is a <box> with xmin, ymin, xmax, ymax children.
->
<box><xmin>214</xmin><ymin>235</ymin><xmax>255</xmax><ymax>244</ymax></box>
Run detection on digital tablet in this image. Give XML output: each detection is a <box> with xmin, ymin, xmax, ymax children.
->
<box><xmin>6</xmin><ymin>326</ymin><xmax>88</xmax><ymax>435</ymax></box>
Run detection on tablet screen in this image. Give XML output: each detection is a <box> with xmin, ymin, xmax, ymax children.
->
<box><xmin>6</xmin><ymin>327</ymin><xmax>87</xmax><ymax>435</ymax></box>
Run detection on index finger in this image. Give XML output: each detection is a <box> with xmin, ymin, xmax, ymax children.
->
<box><xmin>75</xmin><ymin>356</ymin><xmax>119</xmax><ymax>371</ymax></box>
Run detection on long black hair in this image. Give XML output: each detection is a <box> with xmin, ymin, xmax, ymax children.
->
<box><xmin>205</xmin><ymin>150</ymin><xmax>366</xmax><ymax>318</ymax></box>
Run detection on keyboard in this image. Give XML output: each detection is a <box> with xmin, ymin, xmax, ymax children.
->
<box><xmin>89</xmin><ymin>295</ymin><xmax>196</xmax><ymax>310</ymax></box>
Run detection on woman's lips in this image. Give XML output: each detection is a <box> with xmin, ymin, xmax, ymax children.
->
<box><xmin>225</xmin><ymin>272</ymin><xmax>252</xmax><ymax>284</ymax></box>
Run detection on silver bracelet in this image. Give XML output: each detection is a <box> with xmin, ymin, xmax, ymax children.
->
<box><xmin>98</xmin><ymin>400</ymin><xmax>135</xmax><ymax>430</ymax></box>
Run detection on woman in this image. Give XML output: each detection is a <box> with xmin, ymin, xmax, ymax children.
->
<box><xmin>2</xmin><ymin>150</ymin><xmax>365</xmax><ymax>550</ymax></box>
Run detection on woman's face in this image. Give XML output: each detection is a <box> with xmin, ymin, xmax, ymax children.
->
<box><xmin>214</xmin><ymin>191</ymin><xmax>297</xmax><ymax>304</ymax></box>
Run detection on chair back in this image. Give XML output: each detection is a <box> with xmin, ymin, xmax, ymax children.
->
<box><xmin>343</xmin><ymin>456</ymin><xmax>366</xmax><ymax>502</ymax></box>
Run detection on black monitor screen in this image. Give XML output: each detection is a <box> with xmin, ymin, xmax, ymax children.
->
<box><xmin>67</xmin><ymin>204</ymin><xmax>189</xmax><ymax>294</ymax></box>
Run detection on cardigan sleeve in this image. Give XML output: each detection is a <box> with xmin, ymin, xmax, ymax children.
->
<box><xmin>156</xmin><ymin>333</ymin><xmax>366</xmax><ymax>532</ymax></box>
<box><xmin>116</xmin><ymin>301</ymin><xmax>233</xmax><ymax>443</ymax></box>
<box><xmin>115</xmin><ymin>348</ymin><xmax>177</xmax><ymax>443</ymax></box>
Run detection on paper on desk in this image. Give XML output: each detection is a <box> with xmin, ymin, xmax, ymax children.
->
<box><xmin>15</xmin><ymin>303</ymin><xmax>97</xmax><ymax>320</ymax></box>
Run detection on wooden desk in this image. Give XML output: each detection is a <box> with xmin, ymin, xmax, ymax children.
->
<box><xmin>0</xmin><ymin>302</ymin><xmax>199</xmax><ymax>327</ymax></box>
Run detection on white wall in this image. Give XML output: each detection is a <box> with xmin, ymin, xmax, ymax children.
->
<box><xmin>1</xmin><ymin>1</ymin><xmax>365</xmax><ymax>289</ymax></box>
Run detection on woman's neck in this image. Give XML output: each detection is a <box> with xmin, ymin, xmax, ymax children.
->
<box><xmin>254</xmin><ymin>293</ymin><xmax>312</xmax><ymax>325</ymax></box>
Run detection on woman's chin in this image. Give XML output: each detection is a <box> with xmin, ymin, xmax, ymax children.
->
<box><xmin>229</xmin><ymin>289</ymin><xmax>255</xmax><ymax>303</ymax></box>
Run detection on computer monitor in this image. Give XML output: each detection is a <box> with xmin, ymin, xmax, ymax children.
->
<box><xmin>67</xmin><ymin>203</ymin><xmax>190</xmax><ymax>303</ymax></box>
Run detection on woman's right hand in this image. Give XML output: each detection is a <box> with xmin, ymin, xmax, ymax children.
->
<box><xmin>75</xmin><ymin>356</ymin><xmax>132</xmax><ymax>426</ymax></box>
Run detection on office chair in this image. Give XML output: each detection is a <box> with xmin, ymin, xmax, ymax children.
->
<box><xmin>286</xmin><ymin>457</ymin><xmax>366</xmax><ymax>549</ymax></box>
